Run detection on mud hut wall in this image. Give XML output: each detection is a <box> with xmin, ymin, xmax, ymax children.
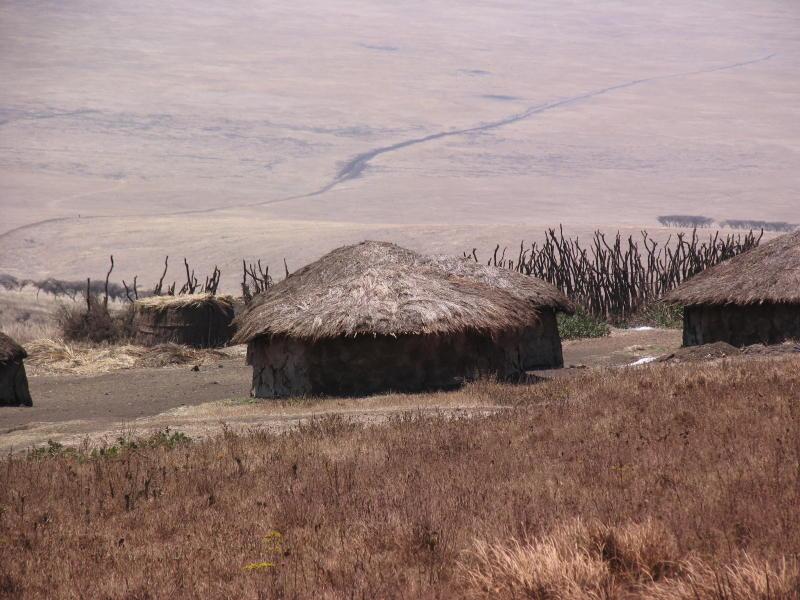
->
<box><xmin>518</xmin><ymin>310</ymin><xmax>564</xmax><ymax>369</ymax></box>
<box><xmin>683</xmin><ymin>303</ymin><xmax>800</xmax><ymax>347</ymax></box>
<box><xmin>0</xmin><ymin>361</ymin><xmax>32</xmax><ymax>407</ymax></box>
<box><xmin>247</xmin><ymin>328</ymin><xmax>542</xmax><ymax>398</ymax></box>
<box><xmin>134</xmin><ymin>304</ymin><xmax>234</xmax><ymax>348</ymax></box>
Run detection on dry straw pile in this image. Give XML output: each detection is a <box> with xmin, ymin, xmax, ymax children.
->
<box><xmin>23</xmin><ymin>338</ymin><xmax>234</xmax><ymax>376</ymax></box>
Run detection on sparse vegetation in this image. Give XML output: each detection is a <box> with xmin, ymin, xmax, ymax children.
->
<box><xmin>2</xmin><ymin>357</ymin><xmax>799</xmax><ymax>598</ymax></box>
<box><xmin>557</xmin><ymin>307</ymin><xmax>610</xmax><ymax>339</ymax></box>
<box><xmin>26</xmin><ymin>429</ymin><xmax>192</xmax><ymax>461</ymax></box>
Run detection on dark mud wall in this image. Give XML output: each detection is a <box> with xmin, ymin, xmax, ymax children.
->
<box><xmin>134</xmin><ymin>304</ymin><xmax>234</xmax><ymax>348</ymax></box>
<box><xmin>247</xmin><ymin>322</ymin><xmax>564</xmax><ymax>398</ymax></box>
<box><xmin>0</xmin><ymin>361</ymin><xmax>32</xmax><ymax>407</ymax></box>
<box><xmin>519</xmin><ymin>310</ymin><xmax>564</xmax><ymax>370</ymax></box>
<box><xmin>683</xmin><ymin>304</ymin><xmax>800</xmax><ymax>347</ymax></box>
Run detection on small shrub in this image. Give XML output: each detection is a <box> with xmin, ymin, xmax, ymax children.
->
<box><xmin>27</xmin><ymin>440</ymin><xmax>72</xmax><ymax>460</ymax></box>
<box><xmin>56</xmin><ymin>296</ymin><xmax>135</xmax><ymax>343</ymax></box>
<box><xmin>558</xmin><ymin>309</ymin><xmax>610</xmax><ymax>340</ymax></box>
<box><xmin>93</xmin><ymin>428</ymin><xmax>192</xmax><ymax>458</ymax></box>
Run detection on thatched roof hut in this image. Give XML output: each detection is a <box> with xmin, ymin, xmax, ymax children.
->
<box><xmin>665</xmin><ymin>230</ymin><xmax>800</xmax><ymax>346</ymax></box>
<box><xmin>234</xmin><ymin>241</ymin><xmax>573</xmax><ymax>398</ymax></box>
<box><xmin>133</xmin><ymin>293</ymin><xmax>235</xmax><ymax>348</ymax></box>
<box><xmin>0</xmin><ymin>332</ymin><xmax>32</xmax><ymax>406</ymax></box>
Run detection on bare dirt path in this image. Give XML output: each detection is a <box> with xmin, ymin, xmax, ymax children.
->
<box><xmin>0</xmin><ymin>328</ymin><xmax>682</xmax><ymax>451</ymax></box>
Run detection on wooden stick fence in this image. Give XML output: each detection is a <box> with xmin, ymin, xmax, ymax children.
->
<box><xmin>468</xmin><ymin>228</ymin><xmax>762</xmax><ymax>321</ymax></box>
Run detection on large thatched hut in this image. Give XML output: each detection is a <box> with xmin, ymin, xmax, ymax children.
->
<box><xmin>233</xmin><ymin>241</ymin><xmax>574</xmax><ymax>398</ymax></box>
<box><xmin>666</xmin><ymin>230</ymin><xmax>800</xmax><ymax>347</ymax></box>
<box><xmin>133</xmin><ymin>293</ymin><xmax>235</xmax><ymax>348</ymax></box>
<box><xmin>0</xmin><ymin>332</ymin><xmax>32</xmax><ymax>407</ymax></box>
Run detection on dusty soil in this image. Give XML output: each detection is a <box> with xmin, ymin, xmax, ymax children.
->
<box><xmin>0</xmin><ymin>328</ymin><xmax>682</xmax><ymax>451</ymax></box>
<box><xmin>561</xmin><ymin>327</ymin><xmax>681</xmax><ymax>368</ymax></box>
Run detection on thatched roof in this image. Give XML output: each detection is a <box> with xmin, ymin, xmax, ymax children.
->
<box><xmin>424</xmin><ymin>254</ymin><xmax>574</xmax><ymax>314</ymax></box>
<box><xmin>233</xmin><ymin>241</ymin><xmax>573</xmax><ymax>343</ymax></box>
<box><xmin>0</xmin><ymin>332</ymin><xmax>27</xmax><ymax>365</ymax></box>
<box><xmin>665</xmin><ymin>230</ymin><xmax>800</xmax><ymax>306</ymax></box>
<box><xmin>135</xmin><ymin>293</ymin><xmax>235</xmax><ymax>312</ymax></box>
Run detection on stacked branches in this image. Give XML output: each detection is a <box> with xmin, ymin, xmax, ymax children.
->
<box><xmin>471</xmin><ymin>228</ymin><xmax>762</xmax><ymax>322</ymax></box>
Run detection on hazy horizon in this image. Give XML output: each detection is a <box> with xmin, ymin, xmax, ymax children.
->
<box><xmin>1</xmin><ymin>0</ymin><xmax>799</xmax><ymax>285</ymax></box>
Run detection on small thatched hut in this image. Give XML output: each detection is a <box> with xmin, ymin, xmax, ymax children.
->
<box><xmin>666</xmin><ymin>230</ymin><xmax>800</xmax><ymax>347</ymax></box>
<box><xmin>0</xmin><ymin>332</ymin><xmax>32</xmax><ymax>407</ymax></box>
<box><xmin>233</xmin><ymin>241</ymin><xmax>574</xmax><ymax>398</ymax></box>
<box><xmin>133</xmin><ymin>293</ymin><xmax>235</xmax><ymax>348</ymax></box>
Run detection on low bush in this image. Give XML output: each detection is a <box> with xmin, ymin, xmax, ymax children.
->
<box><xmin>56</xmin><ymin>296</ymin><xmax>135</xmax><ymax>343</ymax></box>
<box><xmin>557</xmin><ymin>308</ymin><xmax>611</xmax><ymax>339</ymax></box>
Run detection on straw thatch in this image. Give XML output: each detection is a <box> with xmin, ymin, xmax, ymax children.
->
<box><xmin>234</xmin><ymin>241</ymin><xmax>572</xmax><ymax>344</ymax></box>
<box><xmin>133</xmin><ymin>293</ymin><xmax>235</xmax><ymax>348</ymax></box>
<box><xmin>135</xmin><ymin>293</ymin><xmax>235</xmax><ymax>311</ymax></box>
<box><xmin>0</xmin><ymin>332</ymin><xmax>32</xmax><ymax>407</ymax></box>
<box><xmin>665</xmin><ymin>231</ymin><xmax>800</xmax><ymax>306</ymax></box>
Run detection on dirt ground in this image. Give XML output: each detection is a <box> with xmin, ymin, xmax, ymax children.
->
<box><xmin>0</xmin><ymin>328</ymin><xmax>681</xmax><ymax>452</ymax></box>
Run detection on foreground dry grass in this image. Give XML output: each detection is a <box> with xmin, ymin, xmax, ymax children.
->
<box><xmin>2</xmin><ymin>357</ymin><xmax>800</xmax><ymax>598</ymax></box>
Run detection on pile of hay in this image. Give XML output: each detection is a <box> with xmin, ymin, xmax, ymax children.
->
<box><xmin>0</xmin><ymin>331</ymin><xmax>32</xmax><ymax>406</ymax></box>
<box><xmin>24</xmin><ymin>338</ymin><xmax>241</xmax><ymax>376</ymax></box>
<box><xmin>133</xmin><ymin>293</ymin><xmax>235</xmax><ymax>348</ymax></box>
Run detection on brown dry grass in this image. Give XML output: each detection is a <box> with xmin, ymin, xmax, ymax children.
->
<box><xmin>0</xmin><ymin>289</ymin><xmax>59</xmax><ymax>343</ymax></box>
<box><xmin>2</xmin><ymin>357</ymin><xmax>800</xmax><ymax>598</ymax></box>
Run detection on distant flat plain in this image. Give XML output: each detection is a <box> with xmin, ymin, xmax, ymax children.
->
<box><xmin>1</xmin><ymin>0</ymin><xmax>798</xmax><ymax>288</ymax></box>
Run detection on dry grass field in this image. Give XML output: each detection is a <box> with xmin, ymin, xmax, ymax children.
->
<box><xmin>2</xmin><ymin>356</ymin><xmax>799</xmax><ymax>598</ymax></box>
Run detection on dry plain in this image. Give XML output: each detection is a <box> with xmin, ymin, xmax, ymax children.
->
<box><xmin>2</xmin><ymin>0</ymin><xmax>800</xmax><ymax>287</ymax></box>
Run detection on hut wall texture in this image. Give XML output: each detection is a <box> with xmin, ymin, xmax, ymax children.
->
<box><xmin>134</xmin><ymin>305</ymin><xmax>234</xmax><ymax>348</ymax></box>
<box><xmin>518</xmin><ymin>310</ymin><xmax>564</xmax><ymax>370</ymax></box>
<box><xmin>683</xmin><ymin>303</ymin><xmax>800</xmax><ymax>347</ymax></box>
<box><xmin>0</xmin><ymin>361</ymin><xmax>32</xmax><ymax>407</ymax></box>
<box><xmin>247</xmin><ymin>320</ymin><xmax>563</xmax><ymax>398</ymax></box>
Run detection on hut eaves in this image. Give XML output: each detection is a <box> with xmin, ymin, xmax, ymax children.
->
<box><xmin>665</xmin><ymin>230</ymin><xmax>800</xmax><ymax>306</ymax></box>
<box><xmin>233</xmin><ymin>241</ymin><xmax>573</xmax><ymax>343</ymax></box>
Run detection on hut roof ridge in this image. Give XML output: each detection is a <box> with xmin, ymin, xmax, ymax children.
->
<box><xmin>665</xmin><ymin>230</ymin><xmax>800</xmax><ymax>306</ymax></box>
<box><xmin>134</xmin><ymin>292</ymin><xmax>234</xmax><ymax>311</ymax></box>
<box><xmin>233</xmin><ymin>240</ymin><xmax>573</xmax><ymax>343</ymax></box>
